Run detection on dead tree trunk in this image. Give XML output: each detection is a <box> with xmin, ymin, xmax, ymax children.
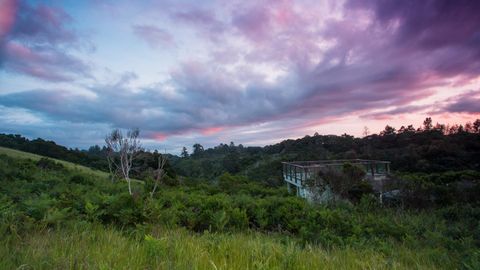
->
<box><xmin>105</xmin><ymin>128</ymin><xmax>142</xmax><ymax>195</ymax></box>
<box><xmin>151</xmin><ymin>154</ymin><xmax>167</xmax><ymax>198</ymax></box>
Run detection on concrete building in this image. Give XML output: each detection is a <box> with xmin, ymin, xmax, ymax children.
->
<box><xmin>282</xmin><ymin>159</ymin><xmax>390</xmax><ymax>201</ymax></box>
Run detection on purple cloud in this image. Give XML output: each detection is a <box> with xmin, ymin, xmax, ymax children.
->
<box><xmin>441</xmin><ymin>90</ymin><xmax>480</xmax><ymax>114</ymax></box>
<box><xmin>360</xmin><ymin>105</ymin><xmax>427</xmax><ymax>120</ymax></box>
<box><xmin>348</xmin><ymin>0</ymin><xmax>480</xmax><ymax>77</ymax></box>
<box><xmin>132</xmin><ymin>24</ymin><xmax>174</xmax><ymax>49</ymax></box>
<box><xmin>11</xmin><ymin>2</ymin><xmax>76</xmax><ymax>45</ymax></box>
<box><xmin>232</xmin><ymin>4</ymin><xmax>271</xmax><ymax>43</ymax></box>
<box><xmin>171</xmin><ymin>7</ymin><xmax>226</xmax><ymax>41</ymax></box>
<box><xmin>0</xmin><ymin>0</ymin><xmax>17</xmax><ymax>41</ymax></box>
<box><xmin>3</xmin><ymin>41</ymin><xmax>90</xmax><ymax>81</ymax></box>
<box><xmin>0</xmin><ymin>1</ymin><xmax>91</xmax><ymax>81</ymax></box>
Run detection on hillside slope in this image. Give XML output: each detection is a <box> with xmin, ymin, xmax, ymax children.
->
<box><xmin>0</xmin><ymin>146</ymin><xmax>108</xmax><ymax>178</ymax></box>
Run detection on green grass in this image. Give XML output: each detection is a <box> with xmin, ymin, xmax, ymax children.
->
<box><xmin>0</xmin><ymin>146</ymin><xmax>145</xmax><ymax>184</ymax></box>
<box><xmin>0</xmin><ymin>146</ymin><xmax>108</xmax><ymax>178</ymax></box>
<box><xmin>0</xmin><ymin>223</ymin><xmax>449</xmax><ymax>270</ymax></box>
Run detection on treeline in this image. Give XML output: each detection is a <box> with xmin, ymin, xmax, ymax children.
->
<box><xmin>174</xmin><ymin>118</ymin><xmax>480</xmax><ymax>185</ymax></box>
<box><xmin>1</xmin><ymin>117</ymin><xmax>479</xmax><ymax>186</ymax></box>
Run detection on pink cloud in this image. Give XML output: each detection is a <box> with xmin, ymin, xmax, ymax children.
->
<box><xmin>232</xmin><ymin>4</ymin><xmax>271</xmax><ymax>43</ymax></box>
<box><xmin>0</xmin><ymin>0</ymin><xmax>17</xmax><ymax>40</ymax></box>
<box><xmin>4</xmin><ymin>41</ymin><xmax>89</xmax><ymax>81</ymax></box>
<box><xmin>200</xmin><ymin>126</ymin><xmax>224</xmax><ymax>135</ymax></box>
<box><xmin>152</xmin><ymin>132</ymin><xmax>168</xmax><ymax>141</ymax></box>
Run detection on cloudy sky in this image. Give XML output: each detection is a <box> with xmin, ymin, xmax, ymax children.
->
<box><xmin>1</xmin><ymin>0</ymin><xmax>480</xmax><ymax>153</ymax></box>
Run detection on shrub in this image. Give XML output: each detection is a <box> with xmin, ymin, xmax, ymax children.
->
<box><xmin>36</xmin><ymin>158</ymin><xmax>64</xmax><ymax>170</ymax></box>
<box><xmin>102</xmin><ymin>193</ymin><xmax>144</xmax><ymax>226</ymax></box>
<box><xmin>227</xmin><ymin>207</ymin><xmax>249</xmax><ymax>230</ymax></box>
<box><xmin>348</xmin><ymin>181</ymin><xmax>374</xmax><ymax>202</ymax></box>
<box><xmin>70</xmin><ymin>174</ymin><xmax>93</xmax><ymax>185</ymax></box>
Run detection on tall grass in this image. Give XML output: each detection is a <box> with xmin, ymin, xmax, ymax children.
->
<box><xmin>0</xmin><ymin>223</ymin><xmax>457</xmax><ymax>270</ymax></box>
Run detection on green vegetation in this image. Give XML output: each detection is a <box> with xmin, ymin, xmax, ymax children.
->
<box><xmin>2</xmin><ymin>117</ymin><xmax>480</xmax><ymax>187</ymax></box>
<box><xmin>2</xmin><ymin>224</ymin><xmax>462</xmax><ymax>270</ymax></box>
<box><xmin>172</xmin><ymin>118</ymin><xmax>480</xmax><ymax>185</ymax></box>
<box><xmin>1</xmin><ymin>118</ymin><xmax>479</xmax><ymax>269</ymax></box>
<box><xmin>1</xmin><ymin>150</ymin><xmax>479</xmax><ymax>269</ymax></box>
<box><xmin>0</xmin><ymin>146</ymin><xmax>108</xmax><ymax>178</ymax></box>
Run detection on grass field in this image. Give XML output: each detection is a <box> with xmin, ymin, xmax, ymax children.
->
<box><xmin>0</xmin><ymin>223</ymin><xmax>448</xmax><ymax>270</ymax></box>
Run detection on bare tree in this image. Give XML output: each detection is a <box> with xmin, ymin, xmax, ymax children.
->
<box><xmin>362</xmin><ymin>126</ymin><xmax>370</xmax><ymax>137</ymax></box>
<box><xmin>105</xmin><ymin>128</ymin><xmax>142</xmax><ymax>195</ymax></box>
<box><xmin>105</xmin><ymin>145</ymin><xmax>118</xmax><ymax>183</ymax></box>
<box><xmin>150</xmin><ymin>154</ymin><xmax>167</xmax><ymax>198</ymax></box>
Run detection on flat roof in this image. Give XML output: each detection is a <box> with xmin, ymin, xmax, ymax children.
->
<box><xmin>282</xmin><ymin>159</ymin><xmax>390</xmax><ymax>169</ymax></box>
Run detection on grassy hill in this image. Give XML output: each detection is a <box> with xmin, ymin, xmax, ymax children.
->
<box><xmin>0</xmin><ymin>146</ymin><xmax>147</xmax><ymax>185</ymax></box>
<box><xmin>0</xmin><ymin>146</ymin><xmax>108</xmax><ymax>178</ymax></box>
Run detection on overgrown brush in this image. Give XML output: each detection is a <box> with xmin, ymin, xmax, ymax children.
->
<box><xmin>1</xmin><ymin>154</ymin><xmax>479</xmax><ymax>269</ymax></box>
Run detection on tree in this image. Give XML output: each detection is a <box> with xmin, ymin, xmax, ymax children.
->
<box><xmin>423</xmin><ymin>117</ymin><xmax>433</xmax><ymax>131</ymax></box>
<box><xmin>406</xmin><ymin>125</ymin><xmax>416</xmax><ymax>133</ymax></box>
<box><xmin>105</xmin><ymin>128</ymin><xmax>142</xmax><ymax>195</ymax></box>
<box><xmin>306</xmin><ymin>163</ymin><xmax>367</xmax><ymax>202</ymax></box>
<box><xmin>222</xmin><ymin>152</ymin><xmax>240</xmax><ymax>174</ymax></box>
<box><xmin>448</xmin><ymin>124</ymin><xmax>459</xmax><ymax>134</ymax></box>
<box><xmin>380</xmin><ymin>125</ymin><xmax>396</xmax><ymax>136</ymax></box>
<box><xmin>105</xmin><ymin>143</ymin><xmax>117</xmax><ymax>183</ymax></box>
<box><xmin>473</xmin><ymin>119</ymin><xmax>480</xmax><ymax>133</ymax></box>
<box><xmin>181</xmin><ymin>146</ymin><xmax>189</xmax><ymax>158</ymax></box>
<box><xmin>398</xmin><ymin>125</ymin><xmax>416</xmax><ymax>134</ymax></box>
<box><xmin>192</xmin><ymin>143</ymin><xmax>204</xmax><ymax>156</ymax></box>
<box><xmin>150</xmin><ymin>154</ymin><xmax>167</xmax><ymax>198</ymax></box>
<box><xmin>434</xmin><ymin>123</ymin><xmax>445</xmax><ymax>133</ymax></box>
<box><xmin>362</xmin><ymin>126</ymin><xmax>370</xmax><ymax>137</ymax></box>
<box><xmin>465</xmin><ymin>122</ymin><xmax>474</xmax><ymax>133</ymax></box>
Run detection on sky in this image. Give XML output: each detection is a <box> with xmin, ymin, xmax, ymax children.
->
<box><xmin>1</xmin><ymin>0</ymin><xmax>480</xmax><ymax>153</ymax></box>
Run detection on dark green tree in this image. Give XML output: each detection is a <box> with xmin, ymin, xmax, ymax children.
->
<box><xmin>192</xmin><ymin>143</ymin><xmax>204</xmax><ymax>157</ymax></box>
<box><xmin>181</xmin><ymin>146</ymin><xmax>189</xmax><ymax>158</ymax></box>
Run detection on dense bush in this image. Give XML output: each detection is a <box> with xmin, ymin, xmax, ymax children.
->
<box><xmin>389</xmin><ymin>171</ymin><xmax>480</xmax><ymax>207</ymax></box>
<box><xmin>1</xmin><ymin>153</ymin><xmax>479</xmax><ymax>268</ymax></box>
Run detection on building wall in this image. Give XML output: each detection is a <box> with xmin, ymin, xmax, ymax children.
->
<box><xmin>283</xmin><ymin>160</ymin><xmax>390</xmax><ymax>203</ymax></box>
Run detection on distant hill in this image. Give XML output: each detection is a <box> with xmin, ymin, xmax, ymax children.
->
<box><xmin>2</xmin><ymin>118</ymin><xmax>480</xmax><ymax>186</ymax></box>
<box><xmin>0</xmin><ymin>134</ymin><xmax>108</xmax><ymax>171</ymax></box>
<box><xmin>172</xmin><ymin>125</ymin><xmax>480</xmax><ymax>185</ymax></box>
